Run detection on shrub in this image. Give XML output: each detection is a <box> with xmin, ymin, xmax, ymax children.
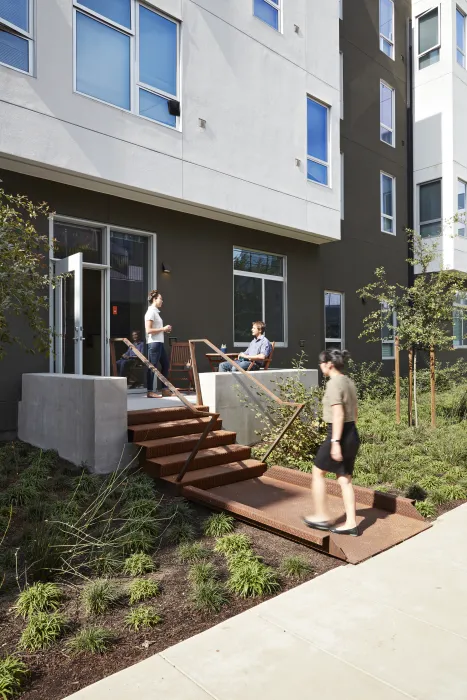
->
<box><xmin>89</xmin><ymin>549</ymin><xmax>124</xmax><ymax>577</ymax></box>
<box><xmin>214</xmin><ymin>534</ymin><xmax>251</xmax><ymax>559</ymax></box>
<box><xmin>13</xmin><ymin>582</ymin><xmax>62</xmax><ymax>619</ymax></box>
<box><xmin>227</xmin><ymin>560</ymin><xmax>281</xmax><ymax>598</ymax></box>
<box><xmin>405</xmin><ymin>485</ymin><xmax>427</xmax><ymax>502</ymax></box>
<box><xmin>161</xmin><ymin>499</ymin><xmax>194</xmax><ymax>524</ymax></box>
<box><xmin>188</xmin><ymin>562</ymin><xmax>219</xmax><ymax>586</ymax></box>
<box><xmin>177</xmin><ymin>542</ymin><xmax>210</xmax><ymax>563</ymax></box>
<box><xmin>190</xmin><ymin>579</ymin><xmax>228</xmax><ymax>613</ymax></box>
<box><xmin>81</xmin><ymin>579</ymin><xmax>121</xmax><ymax>616</ymax></box>
<box><xmin>72</xmin><ymin>471</ymin><xmax>100</xmax><ymax>494</ymax></box>
<box><xmin>123</xmin><ymin>553</ymin><xmax>155</xmax><ymax>576</ymax></box>
<box><xmin>18</xmin><ymin>612</ymin><xmax>65</xmax><ymax>651</ymax></box>
<box><xmin>225</xmin><ymin>550</ymin><xmax>261</xmax><ymax>572</ymax></box>
<box><xmin>165</xmin><ymin>521</ymin><xmax>196</xmax><ymax>545</ymax></box>
<box><xmin>280</xmin><ymin>556</ymin><xmax>314</xmax><ymax>581</ymax></box>
<box><xmin>128</xmin><ymin>579</ymin><xmax>160</xmax><ymax>605</ymax></box>
<box><xmin>123</xmin><ymin>498</ymin><xmax>159</xmax><ymax>519</ymax></box>
<box><xmin>346</xmin><ymin>359</ymin><xmax>393</xmax><ymax>401</ymax></box>
<box><xmin>125</xmin><ymin>606</ymin><xmax>161</xmax><ymax>631</ymax></box>
<box><xmin>122</xmin><ymin>527</ymin><xmax>157</xmax><ymax>555</ymax></box>
<box><xmin>23</xmin><ymin>523</ymin><xmax>64</xmax><ymax>582</ymax></box>
<box><xmin>415</xmin><ymin>500</ymin><xmax>437</xmax><ymax>518</ymax></box>
<box><xmin>66</xmin><ymin>627</ymin><xmax>115</xmax><ymax>655</ymax></box>
<box><xmin>203</xmin><ymin>513</ymin><xmax>235</xmax><ymax>537</ymax></box>
<box><xmin>123</xmin><ymin>475</ymin><xmax>156</xmax><ymax>502</ymax></box>
<box><xmin>0</xmin><ymin>656</ymin><xmax>28</xmax><ymax>699</ymax></box>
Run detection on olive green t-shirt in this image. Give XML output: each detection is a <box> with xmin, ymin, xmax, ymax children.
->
<box><xmin>322</xmin><ymin>374</ymin><xmax>358</xmax><ymax>423</ymax></box>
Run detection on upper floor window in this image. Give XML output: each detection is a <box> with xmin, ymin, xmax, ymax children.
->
<box><xmin>380</xmin><ymin>81</ymin><xmax>395</xmax><ymax>146</ymax></box>
<box><xmin>233</xmin><ymin>248</ymin><xmax>286</xmax><ymax>346</ymax></box>
<box><xmin>253</xmin><ymin>0</ymin><xmax>281</xmax><ymax>31</ymax></box>
<box><xmin>325</xmin><ymin>292</ymin><xmax>344</xmax><ymax>350</ymax></box>
<box><xmin>307</xmin><ymin>98</ymin><xmax>329</xmax><ymax>187</ymax></box>
<box><xmin>0</xmin><ymin>0</ymin><xmax>33</xmax><ymax>74</ymax></box>
<box><xmin>418</xmin><ymin>7</ymin><xmax>440</xmax><ymax>69</ymax></box>
<box><xmin>458</xmin><ymin>179</ymin><xmax>466</xmax><ymax>237</ymax></box>
<box><xmin>457</xmin><ymin>8</ymin><xmax>466</xmax><ymax>67</ymax></box>
<box><xmin>381</xmin><ymin>172</ymin><xmax>395</xmax><ymax>234</ymax></box>
<box><xmin>380</xmin><ymin>0</ymin><xmax>394</xmax><ymax>59</ymax></box>
<box><xmin>419</xmin><ymin>179</ymin><xmax>442</xmax><ymax>238</ymax></box>
<box><xmin>453</xmin><ymin>293</ymin><xmax>467</xmax><ymax>348</ymax></box>
<box><xmin>74</xmin><ymin>1</ymin><xmax>179</xmax><ymax>128</ymax></box>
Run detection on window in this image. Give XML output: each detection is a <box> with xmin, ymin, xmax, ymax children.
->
<box><xmin>380</xmin><ymin>0</ymin><xmax>394</xmax><ymax>59</ymax></box>
<box><xmin>325</xmin><ymin>292</ymin><xmax>344</xmax><ymax>350</ymax></box>
<box><xmin>307</xmin><ymin>98</ymin><xmax>329</xmax><ymax>186</ymax></box>
<box><xmin>457</xmin><ymin>8</ymin><xmax>466</xmax><ymax>67</ymax></box>
<box><xmin>381</xmin><ymin>303</ymin><xmax>396</xmax><ymax>359</ymax></box>
<box><xmin>453</xmin><ymin>293</ymin><xmax>467</xmax><ymax>348</ymax></box>
<box><xmin>253</xmin><ymin>0</ymin><xmax>281</xmax><ymax>31</ymax></box>
<box><xmin>233</xmin><ymin>248</ymin><xmax>286</xmax><ymax>345</ymax></box>
<box><xmin>419</xmin><ymin>180</ymin><xmax>442</xmax><ymax>238</ymax></box>
<box><xmin>458</xmin><ymin>179</ymin><xmax>466</xmax><ymax>237</ymax></box>
<box><xmin>418</xmin><ymin>7</ymin><xmax>440</xmax><ymax>69</ymax></box>
<box><xmin>0</xmin><ymin>0</ymin><xmax>33</xmax><ymax>74</ymax></box>
<box><xmin>74</xmin><ymin>0</ymin><xmax>179</xmax><ymax>128</ymax></box>
<box><xmin>380</xmin><ymin>81</ymin><xmax>395</xmax><ymax>146</ymax></box>
<box><xmin>381</xmin><ymin>172</ymin><xmax>395</xmax><ymax>234</ymax></box>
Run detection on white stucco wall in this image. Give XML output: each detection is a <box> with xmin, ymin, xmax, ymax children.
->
<box><xmin>0</xmin><ymin>0</ymin><xmax>341</xmax><ymax>244</ymax></box>
<box><xmin>413</xmin><ymin>0</ymin><xmax>467</xmax><ymax>272</ymax></box>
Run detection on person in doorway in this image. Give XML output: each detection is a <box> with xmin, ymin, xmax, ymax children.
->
<box><xmin>116</xmin><ymin>330</ymin><xmax>144</xmax><ymax>378</ymax></box>
<box><xmin>145</xmin><ymin>290</ymin><xmax>172</xmax><ymax>398</ymax></box>
<box><xmin>304</xmin><ymin>348</ymin><xmax>360</xmax><ymax>536</ymax></box>
<box><xmin>219</xmin><ymin>321</ymin><xmax>271</xmax><ymax>372</ymax></box>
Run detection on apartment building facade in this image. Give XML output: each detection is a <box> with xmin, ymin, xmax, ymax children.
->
<box><xmin>0</xmin><ymin>0</ymin><xmax>464</xmax><ymax>436</ymax></box>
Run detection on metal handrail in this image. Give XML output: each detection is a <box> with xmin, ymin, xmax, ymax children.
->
<box><xmin>111</xmin><ymin>338</ymin><xmax>305</xmax><ymax>481</ymax></box>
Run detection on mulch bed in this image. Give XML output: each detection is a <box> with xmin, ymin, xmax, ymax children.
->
<box><xmin>0</xmin><ymin>502</ymin><xmax>341</xmax><ymax>700</ymax></box>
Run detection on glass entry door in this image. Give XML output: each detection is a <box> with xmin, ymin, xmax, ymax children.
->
<box><xmin>54</xmin><ymin>252</ymin><xmax>84</xmax><ymax>374</ymax></box>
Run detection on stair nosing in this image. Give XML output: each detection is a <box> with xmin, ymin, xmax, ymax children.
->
<box><xmin>146</xmin><ymin>444</ymin><xmax>251</xmax><ymax>466</ymax></box>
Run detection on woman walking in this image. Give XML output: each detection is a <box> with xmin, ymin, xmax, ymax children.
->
<box><xmin>145</xmin><ymin>290</ymin><xmax>172</xmax><ymax>398</ymax></box>
<box><xmin>305</xmin><ymin>348</ymin><xmax>360</xmax><ymax>536</ymax></box>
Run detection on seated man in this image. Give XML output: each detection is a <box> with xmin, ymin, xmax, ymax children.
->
<box><xmin>116</xmin><ymin>330</ymin><xmax>144</xmax><ymax>378</ymax></box>
<box><xmin>219</xmin><ymin>321</ymin><xmax>271</xmax><ymax>372</ymax></box>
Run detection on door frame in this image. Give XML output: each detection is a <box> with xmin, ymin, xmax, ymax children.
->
<box><xmin>49</xmin><ymin>215</ymin><xmax>157</xmax><ymax>376</ymax></box>
<box><xmin>53</xmin><ymin>252</ymin><xmax>84</xmax><ymax>374</ymax></box>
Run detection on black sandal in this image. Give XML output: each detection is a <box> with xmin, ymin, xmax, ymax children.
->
<box><xmin>329</xmin><ymin>525</ymin><xmax>359</xmax><ymax>537</ymax></box>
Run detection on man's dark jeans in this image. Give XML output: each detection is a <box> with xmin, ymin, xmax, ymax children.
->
<box><xmin>218</xmin><ymin>359</ymin><xmax>259</xmax><ymax>372</ymax></box>
<box><xmin>147</xmin><ymin>342</ymin><xmax>169</xmax><ymax>391</ymax></box>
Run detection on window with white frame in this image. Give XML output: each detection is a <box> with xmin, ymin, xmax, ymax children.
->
<box><xmin>381</xmin><ymin>172</ymin><xmax>395</xmax><ymax>234</ymax></box>
<box><xmin>74</xmin><ymin>0</ymin><xmax>179</xmax><ymax>128</ymax></box>
<box><xmin>418</xmin><ymin>7</ymin><xmax>440</xmax><ymax>69</ymax></box>
<box><xmin>0</xmin><ymin>0</ymin><xmax>33</xmax><ymax>74</ymax></box>
<box><xmin>457</xmin><ymin>7</ymin><xmax>466</xmax><ymax>67</ymax></box>
<box><xmin>419</xmin><ymin>179</ymin><xmax>442</xmax><ymax>238</ymax></box>
<box><xmin>380</xmin><ymin>0</ymin><xmax>394</xmax><ymax>59</ymax></box>
<box><xmin>453</xmin><ymin>293</ymin><xmax>467</xmax><ymax>348</ymax></box>
<box><xmin>380</xmin><ymin>81</ymin><xmax>395</xmax><ymax>146</ymax></box>
<box><xmin>458</xmin><ymin>179</ymin><xmax>466</xmax><ymax>237</ymax></box>
<box><xmin>253</xmin><ymin>0</ymin><xmax>281</xmax><ymax>31</ymax></box>
<box><xmin>233</xmin><ymin>248</ymin><xmax>286</xmax><ymax>345</ymax></box>
<box><xmin>325</xmin><ymin>292</ymin><xmax>344</xmax><ymax>350</ymax></box>
<box><xmin>307</xmin><ymin>98</ymin><xmax>329</xmax><ymax>186</ymax></box>
<box><xmin>381</xmin><ymin>302</ymin><xmax>396</xmax><ymax>359</ymax></box>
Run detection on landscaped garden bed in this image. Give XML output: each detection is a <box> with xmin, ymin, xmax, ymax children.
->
<box><xmin>0</xmin><ymin>443</ymin><xmax>339</xmax><ymax>700</ymax></box>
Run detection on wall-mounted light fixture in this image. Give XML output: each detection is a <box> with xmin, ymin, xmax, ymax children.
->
<box><xmin>294</xmin><ymin>24</ymin><xmax>300</xmax><ymax>34</ymax></box>
<box><xmin>162</xmin><ymin>262</ymin><xmax>171</xmax><ymax>274</ymax></box>
<box><xmin>295</xmin><ymin>158</ymin><xmax>301</xmax><ymax>167</ymax></box>
<box><xmin>199</xmin><ymin>118</ymin><xmax>206</xmax><ymax>129</ymax></box>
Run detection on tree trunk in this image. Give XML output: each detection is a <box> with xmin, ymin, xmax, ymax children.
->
<box><xmin>430</xmin><ymin>345</ymin><xmax>436</xmax><ymax>428</ymax></box>
<box><xmin>408</xmin><ymin>346</ymin><xmax>414</xmax><ymax>427</ymax></box>
<box><xmin>395</xmin><ymin>336</ymin><xmax>401</xmax><ymax>424</ymax></box>
<box><xmin>413</xmin><ymin>350</ymin><xmax>418</xmax><ymax>428</ymax></box>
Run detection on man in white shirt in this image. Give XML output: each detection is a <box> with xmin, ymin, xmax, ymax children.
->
<box><xmin>145</xmin><ymin>290</ymin><xmax>172</xmax><ymax>398</ymax></box>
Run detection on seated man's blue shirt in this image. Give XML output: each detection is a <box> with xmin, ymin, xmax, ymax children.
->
<box><xmin>244</xmin><ymin>335</ymin><xmax>272</xmax><ymax>367</ymax></box>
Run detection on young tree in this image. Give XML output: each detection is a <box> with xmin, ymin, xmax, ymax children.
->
<box><xmin>0</xmin><ymin>188</ymin><xmax>52</xmax><ymax>360</ymax></box>
<box><xmin>357</xmin><ymin>232</ymin><xmax>466</xmax><ymax>427</ymax></box>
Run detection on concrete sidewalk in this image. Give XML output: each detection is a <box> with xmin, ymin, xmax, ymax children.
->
<box><xmin>65</xmin><ymin>504</ymin><xmax>467</xmax><ymax>700</ymax></box>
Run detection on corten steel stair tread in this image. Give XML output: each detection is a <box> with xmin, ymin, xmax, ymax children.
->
<box><xmin>145</xmin><ymin>444</ymin><xmax>252</xmax><ymax>477</ymax></box>
<box><xmin>136</xmin><ymin>430</ymin><xmax>237</xmax><ymax>458</ymax></box>
<box><xmin>128</xmin><ymin>406</ymin><xmax>209</xmax><ymax>426</ymax></box>
<box><xmin>129</xmin><ymin>417</ymin><xmax>223</xmax><ymax>441</ymax></box>
<box><xmin>159</xmin><ymin>459</ymin><xmax>266</xmax><ymax>492</ymax></box>
<box><xmin>182</xmin><ymin>466</ymin><xmax>431</xmax><ymax>564</ymax></box>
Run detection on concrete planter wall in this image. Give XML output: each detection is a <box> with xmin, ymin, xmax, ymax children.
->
<box><xmin>199</xmin><ymin>369</ymin><xmax>318</xmax><ymax>446</ymax></box>
<box><xmin>18</xmin><ymin>374</ymin><xmax>131</xmax><ymax>474</ymax></box>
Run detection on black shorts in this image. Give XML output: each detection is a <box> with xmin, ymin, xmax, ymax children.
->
<box><xmin>314</xmin><ymin>422</ymin><xmax>360</xmax><ymax>476</ymax></box>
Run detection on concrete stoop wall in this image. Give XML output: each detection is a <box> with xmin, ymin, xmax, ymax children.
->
<box><xmin>18</xmin><ymin>374</ymin><xmax>130</xmax><ymax>474</ymax></box>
